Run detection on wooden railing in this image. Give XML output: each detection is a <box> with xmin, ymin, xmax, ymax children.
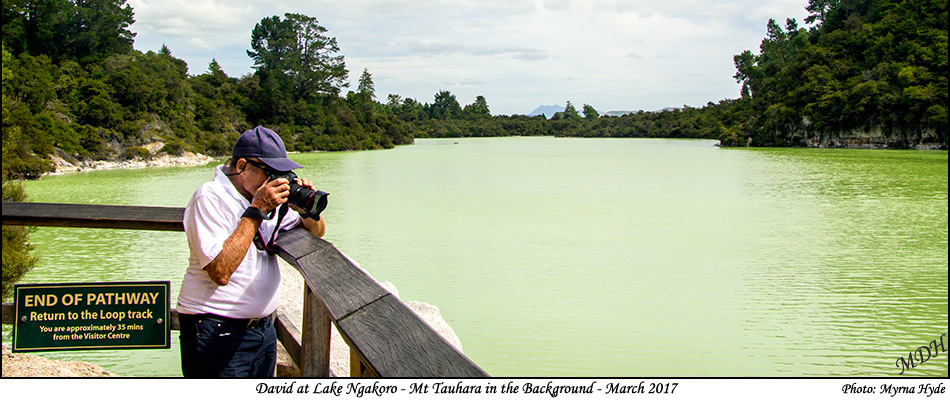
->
<box><xmin>2</xmin><ymin>201</ymin><xmax>488</xmax><ymax>377</ymax></box>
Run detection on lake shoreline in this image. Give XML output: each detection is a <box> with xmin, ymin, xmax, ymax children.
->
<box><xmin>39</xmin><ymin>136</ymin><xmax>946</xmax><ymax>179</ymax></box>
<box><xmin>47</xmin><ymin>151</ymin><xmax>218</xmax><ymax>176</ymax></box>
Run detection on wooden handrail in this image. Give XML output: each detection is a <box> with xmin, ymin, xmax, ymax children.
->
<box><xmin>2</xmin><ymin>202</ymin><xmax>489</xmax><ymax>377</ymax></box>
<box><xmin>2</xmin><ymin>202</ymin><xmax>184</xmax><ymax>231</ymax></box>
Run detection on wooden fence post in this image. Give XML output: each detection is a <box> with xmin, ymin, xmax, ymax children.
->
<box><xmin>350</xmin><ymin>348</ymin><xmax>377</xmax><ymax>377</ymax></box>
<box><xmin>301</xmin><ymin>285</ymin><xmax>331</xmax><ymax>377</ymax></box>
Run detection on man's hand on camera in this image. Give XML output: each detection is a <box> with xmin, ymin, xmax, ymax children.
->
<box><xmin>296</xmin><ymin>177</ymin><xmax>316</xmax><ymax>190</ymax></box>
<box><xmin>286</xmin><ymin>177</ymin><xmax>316</xmax><ymax>215</ymax></box>
<box><xmin>293</xmin><ymin>176</ymin><xmax>327</xmax><ymax>238</ymax></box>
<box><xmin>251</xmin><ymin>177</ymin><xmax>289</xmax><ymax>213</ymax></box>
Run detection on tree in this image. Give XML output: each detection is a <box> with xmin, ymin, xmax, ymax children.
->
<box><xmin>2</xmin><ymin>44</ymin><xmax>54</xmax><ymax>179</ymax></box>
<box><xmin>728</xmin><ymin>0</ymin><xmax>947</xmax><ymax>148</ymax></box>
<box><xmin>4</xmin><ymin>0</ymin><xmax>69</xmax><ymax>58</ymax></box>
<box><xmin>248</xmin><ymin>13</ymin><xmax>348</xmax><ymax>100</ymax></box>
<box><xmin>1</xmin><ymin>0</ymin><xmax>30</xmax><ymax>56</ymax></box>
<box><xmin>357</xmin><ymin>68</ymin><xmax>375</xmax><ymax>100</ymax></box>
<box><xmin>429</xmin><ymin>90</ymin><xmax>461</xmax><ymax>119</ymax></box>
<box><xmin>385</xmin><ymin>93</ymin><xmax>402</xmax><ymax>112</ymax></box>
<box><xmin>65</xmin><ymin>0</ymin><xmax>136</xmax><ymax>62</ymax></box>
<box><xmin>2</xmin><ymin>181</ymin><xmax>37</xmax><ymax>299</ymax></box>
<box><xmin>733</xmin><ymin>50</ymin><xmax>759</xmax><ymax>98</ymax></box>
<box><xmin>583</xmin><ymin>104</ymin><xmax>599</xmax><ymax>120</ymax></box>
<box><xmin>3</xmin><ymin>0</ymin><xmax>135</xmax><ymax>62</ymax></box>
<box><xmin>804</xmin><ymin>0</ymin><xmax>835</xmax><ymax>24</ymax></box>
<box><xmin>563</xmin><ymin>101</ymin><xmax>580</xmax><ymax>119</ymax></box>
<box><xmin>247</xmin><ymin>13</ymin><xmax>348</xmax><ymax>123</ymax></box>
<box><xmin>463</xmin><ymin>95</ymin><xmax>490</xmax><ymax>117</ymax></box>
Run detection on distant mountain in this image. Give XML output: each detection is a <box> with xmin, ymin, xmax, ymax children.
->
<box><xmin>527</xmin><ymin>105</ymin><xmax>565</xmax><ymax>118</ymax></box>
<box><xmin>601</xmin><ymin>108</ymin><xmax>678</xmax><ymax>117</ymax></box>
<box><xmin>601</xmin><ymin>110</ymin><xmax>637</xmax><ymax>117</ymax></box>
<box><xmin>528</xmin><ymin>106</ymin><xmax>673</xmax><ymax>118</ymax></box>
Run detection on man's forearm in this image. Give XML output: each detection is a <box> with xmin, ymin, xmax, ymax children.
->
<box><xmin>204</xmin><ymin>217</ymin><xmax>262</xmax><ymax>286</ymax></box>
<box><xmin>301</xmin><ymin>216</ymin><xmax>326</xmax><ymax>238</ymax></box>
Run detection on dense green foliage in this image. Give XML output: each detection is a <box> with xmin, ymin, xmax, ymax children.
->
<box><xmin>2</xmin><ymin>0</ymin><xmax>946</xmax><ymax>181</ymax></box>
<box><xmin>731</xmin><ymin>0</ymin><xmax>948</xmax><ymax>148</ymax></box>
<box><xmin>2</xmin><ymin>180</ymin><xmax>37</xmax><ymax>299</ymax></box>
<box><xmin>1</xmin><ymin>5</ymin><xmax>418</xmax><ymax>180</ymax></box>
<box><xmin>2</xmin><ymin>0</ymin><xmax>135</xmax><ymax>64</ymax></box>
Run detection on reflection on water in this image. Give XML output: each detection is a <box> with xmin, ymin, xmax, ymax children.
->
<box><xmin>6</xmin><ymin>138</ymin><xmax>947</xmax><ymax>377</ymax></box>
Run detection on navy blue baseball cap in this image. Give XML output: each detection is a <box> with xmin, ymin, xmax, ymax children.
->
<box><xmin>232</xmin><ymin>126</ymin><xmax>301</xmax><ymax>172</ymax></box>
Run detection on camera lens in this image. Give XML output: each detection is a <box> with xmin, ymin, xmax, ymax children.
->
<box><xmin>278</xmin><ymin>172</ymin><xmax>328</xmax><ymax>219</ymax></box>
<box><xmin>294</xmin><ymin>187</ymin><xmax>329</xmax><ymax>216</ymax></box>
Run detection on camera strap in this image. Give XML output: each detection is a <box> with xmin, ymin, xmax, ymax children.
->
<box><xmin>253</xmin><ymin>203</ymin><xmax>289</xmax><ymax>256</ymax></box>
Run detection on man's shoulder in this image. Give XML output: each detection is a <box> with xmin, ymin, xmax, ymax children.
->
<box><xmin>184</xmin><ymin>180</ymin><xmax>244</xmax><ymax>229</ymax></box>
<box><xmin>187</xmin><ymin>177</ymin><xmax>241</xmax><ymax>211</ymax></box>
<box><xmin>198</xmin><ymin>171</ymin><xmax>239</xmax><ymax>197</ymax></box>
<box><xmin>189</xmin><ymin>180</ymin><xmax>221</xmax><ymax>203</ymax></box>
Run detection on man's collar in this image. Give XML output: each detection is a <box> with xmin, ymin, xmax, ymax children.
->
<box><xmin>213</xmin><ymin>165</ymin><xmax>250</xmax><ymax>206</ymax></box>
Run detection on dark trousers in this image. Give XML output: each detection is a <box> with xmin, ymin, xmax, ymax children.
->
<box><xmin>178</xmin><ymin>313</ymin><xmax>277</xmax><ymax>378</ymax></box>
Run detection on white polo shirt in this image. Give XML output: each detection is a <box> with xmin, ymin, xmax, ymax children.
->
<box><xmin>177</xmin><ymin>165</ymin><xmax>301</xmax><ymax>319</ymax></box>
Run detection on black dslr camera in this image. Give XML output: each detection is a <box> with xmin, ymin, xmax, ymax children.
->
<box><xmin>269</xmin><ymin>171</ymin><xmax>329</xmax><ymax>220</ymax></box>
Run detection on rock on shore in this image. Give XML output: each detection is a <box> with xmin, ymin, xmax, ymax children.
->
<box><xmin>48</xmin><ymin>148</ymin><xmax>215</xmax><ymax>175</ymax></box>
<box><xmin>2</xmin><ymin>344</ymin><xmax>119</xmax><ymax>377</ymax></box>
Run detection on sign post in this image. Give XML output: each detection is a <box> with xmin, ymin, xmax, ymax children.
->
<box><xmin>12</xmin><ymin>281</ymin><xmax>170</xmax><ymax>352</ymax></box>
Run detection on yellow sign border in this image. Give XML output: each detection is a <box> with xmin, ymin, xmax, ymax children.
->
<box><xmin>12</xmin><ymin>281</ymin><xmax>170</xmax><ymax>352</ymax></box>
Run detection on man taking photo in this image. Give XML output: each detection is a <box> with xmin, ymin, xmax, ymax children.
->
<box><xmin>177</xmin><ymin>126</ymin><xmax>325</xmax><ymax>377</ymax></box>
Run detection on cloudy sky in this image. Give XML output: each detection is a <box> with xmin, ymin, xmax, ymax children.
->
<box><xmin>126</xmin><ymin>0</ymin><xmax>812</xmax><ymax>115</ymax></box>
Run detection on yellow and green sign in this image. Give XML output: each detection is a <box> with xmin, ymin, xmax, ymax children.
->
<box><xmin>12</xmin><ymin>281</ymin><xmax>170</xmax><ymax>352</ymax></box>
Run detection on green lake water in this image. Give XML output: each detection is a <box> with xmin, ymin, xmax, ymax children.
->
<box><xmin>4</xmin><ymin>137</ymin><xmax>948</xmax><ymax>377</ymax></box>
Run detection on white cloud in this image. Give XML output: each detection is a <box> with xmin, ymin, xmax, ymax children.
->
<box><xmin>406</xmin><ymin>40</ymin><xmax>550</xmax><ymax>61</ymax></box>
<box><xmin>130</xmin><ymin>0</ymin><xmax>257</xmax><ymax>37</ymax></box>
<box><xmin>542</xmin><ymin>0</ymin><xmax>571</xmax><ymax>11</ymax></box>
<box><xmin>125</xmin><ymin>0</ymin><xmax>813</xmax><ymax>114</ymax></box>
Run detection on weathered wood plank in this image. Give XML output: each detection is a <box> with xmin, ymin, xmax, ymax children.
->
<box><xmin>301</xmin><ymin>285</ymin><xmax>331</xmax><ymax>377</ymax></box>
<box><xmin>274</xmin><ymin>310</ymin><xmax>303</xmax><ymax>369</ymax></box>
<box><xmin>336</xmin><ymin>295</ymin><xmax>489</xmax><ymax>378</ymax></box>
<box><xmin>272</xmin><ymin>226</ymin><xmax>326</xmax><ymax>259</ymax></box>
<box><xmin>2</xmin><ymin>302</ymin><xmax>13</xmax><ymax>325</ymax></box>
<box><xmin>350</xmin><ymin>348</ymin><xmax>377</xmax><ymax>377</ymax></box>
<box><xmin>169</xmin><ymin>309</ymin><xmax>180</xmax><ymax>331</ymax></box>
<box><xmin>275</xmin><ymin>228</ymin><xmax>390</xmax><ymax>321</ymax></box>
<box><xmin>1</xmin><ymin>202</ymin><xmax>184</xmax><ymax>231</ymax></box>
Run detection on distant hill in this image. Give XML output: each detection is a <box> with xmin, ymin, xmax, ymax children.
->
<box><xmin>601</xmin><ymin>108</ymin><xmax>681</xmax><ymax>116</ymax></box>
<box><xmin>527</xmin><ymin>105</ymin><xmax>565</xmax><ymax>118</ymax></box>
<box><xmin>529</xmin><ymin>105</ymin><xmax>677</xmax><ymax>118</ymax></box>
<box><xmin>601</xmin><ymin>110</ymin><xmax>637</xmax><ymax>117</ymax></box>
